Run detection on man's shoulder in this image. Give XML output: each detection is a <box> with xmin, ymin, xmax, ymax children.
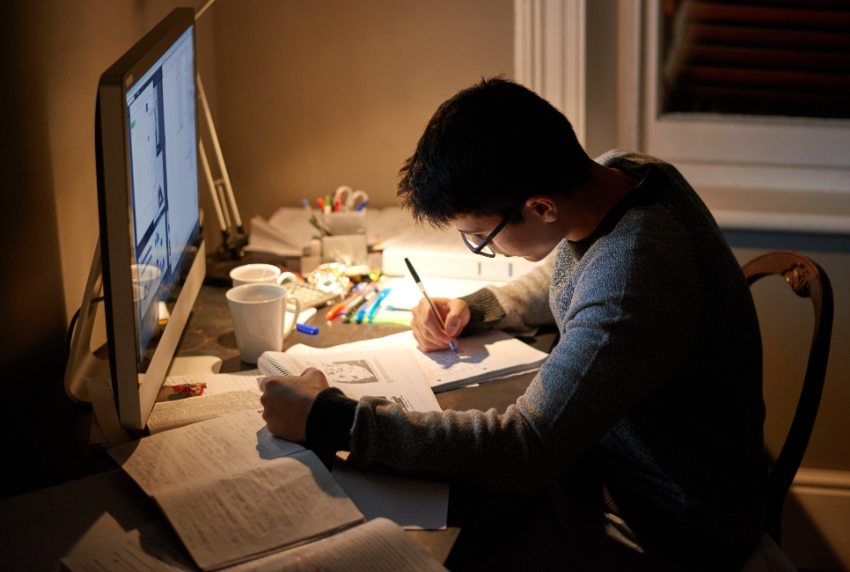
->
<box><xmin>595</xmin><ymin>149</ymin><xmax>665</xmax><ymax>171</ymax></box>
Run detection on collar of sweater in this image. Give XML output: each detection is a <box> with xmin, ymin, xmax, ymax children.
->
<box><xmin>567</xmin><ymin>164</ymin><xmax>661</xmax><ymax>261</ymax></box>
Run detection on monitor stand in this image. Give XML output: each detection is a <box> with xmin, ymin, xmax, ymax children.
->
<box><xmin>65</xmin><ymin>238</ymin><xmax>222</xmax><ymax>408</ymax></box>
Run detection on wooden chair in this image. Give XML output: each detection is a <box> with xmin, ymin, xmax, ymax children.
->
<box><xmin>742</xmin><ymin>250</ymin><xmax>834</xmax><ymax>547</ymax></box>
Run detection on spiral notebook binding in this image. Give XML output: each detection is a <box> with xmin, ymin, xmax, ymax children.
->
<box><xmin>258</xmin><ymin>355</ymin><xmax>293</xmax><ymax>377</ymax></box>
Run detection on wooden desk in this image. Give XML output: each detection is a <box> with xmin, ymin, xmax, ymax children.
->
<box><xmin>0</xmin><ymin>283</ymin><xmax>552</xmax><ymax>569</ymax></box>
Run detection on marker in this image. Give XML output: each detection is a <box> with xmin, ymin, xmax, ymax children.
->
<box><xmin>355</xmin><ymin>199</ymin><xmax>369</xmax><ymax>211</ymax></box>
<box><xmin>355</xmin><ymin>289</ymin><xmax>379</xmax><ymax>324</ymax></box>
<box><xmin>325</xmin><ymin>301</ymin><xmax>347</xmax><ymax>320</ymax></box>
<box><xmin>333</xmin><ymin>195</ymin><xmax>343</xmax><ymax>212</ymax></box>
<box><xmin>367</xmin><ymin>287</ymin><xmax>392</xmax><ymax>322</ymax></box>
<box><xmin>340</xmin><ymin>284</ymin><xmax>375</xmax><ymax>322</ymax></box>
<box><xmin>325</xmin><ymin>287</ymin><xmax>363</xmax><ymax>320</ymax></box>
<box><xmin>404</xmin><ymin>257</ymin><xmax>458</xmax><ymax>353</ymax></box>
<box><xmin>295</xmin><ymin>323</ymin><xmax>319</xmax><ymax>335</ymax></box>
<box><xmin>317</xmin><ymin>197</ymin><xmax>326</xmax><ymax>211</ymax></box>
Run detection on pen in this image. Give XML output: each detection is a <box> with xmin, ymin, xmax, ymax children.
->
<box><xmin>355</xmin><ymin>289</ymin><xmax>379</xmax><ymax>324</ymax></box>
<box><xmin>333</xmin><ymin>195</ymin><xmax>343</xmax><ymax>212</ymax></box>
<box><xmin>404</xmin><ymin>257</ymin><xmax>458</xmax><ymax>353</ymax></box>
<box><xmin>324</xmin><ymin>194</ymin><xmax>332</xmax><ymax>214</ymax></box>
<box><xmin>301</xmin><ymin>198</ymin><xmax>315</xmax><ymax>222</ymax></box>
<box><xmin>317</xmin><ymin>197</ymin><xmax>326</xmax><ymax>211</ymax></box>
<box><xmin>325</xmin><ymin>286</ymin><xmax>363</xmax><ymax>320</ymax></box>
<box><xmin>340</xmin><ymin>284</ymin><xmax>375</xmax><ymax>322</ymax></box>
<box><xmin>367</xmin><ymin>287</ymin><xmax>392</xmax><ymax>322</ymax></box>
<box><xmin>355</xmin><ymin>199</ymin><xmax>369</xmax><ymax>211</ymax></box>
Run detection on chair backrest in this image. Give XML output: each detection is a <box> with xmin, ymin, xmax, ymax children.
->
<box><xmin>742</xmin><ymin>250</ymin><xmax>834</xmax><ymax>546</ymax></box>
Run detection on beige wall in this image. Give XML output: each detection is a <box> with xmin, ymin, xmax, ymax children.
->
<box><xmin>733</xmin><ymin>248</ymin><xmax>850</xmax><ymax>473</ymax></box>
<box><xmin>202</xmin><ymin>0</ymin><xmax>513</xmax><ymax>250</ymax></box>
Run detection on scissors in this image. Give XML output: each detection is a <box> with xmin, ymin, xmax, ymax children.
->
<box><xmin>332</xmin><ymin>185</ymin><xmax>369</xmax><ymax>211</ymax></box>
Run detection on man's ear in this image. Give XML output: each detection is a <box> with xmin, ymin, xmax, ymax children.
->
<box><xmin>525</xmin><ymin>195</ymin><xmax>558</xmax><ymax>223</ymax></box>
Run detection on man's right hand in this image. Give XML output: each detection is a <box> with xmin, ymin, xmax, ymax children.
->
<box><xmin>411</xmin><ymin>297</ymin><xmax>470</xmax><ymax>352</ymax></box>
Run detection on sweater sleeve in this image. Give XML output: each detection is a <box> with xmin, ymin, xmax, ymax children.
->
<box><xmin>343</xmin><ymin>216</ymin><xmax>701</xmax><ymax>494</ymax></box>
<box><xmin>459</xmin><ymin>252</ymin><xmax>557</xmax><ymax>336</ymax></box>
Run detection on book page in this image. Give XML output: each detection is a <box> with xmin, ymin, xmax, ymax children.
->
<box><xmin>155</xmin><ymin>449</ymin><xmax>365</xmax><ymax>571</ymax></box>
<box><xmin>286</xmin><ymin>330</ymin><xmax>547</xmax><ymax>390</ymax></box>
<box><xmin>259</xmin><ymin>350</ymin><xmax>441</xmax><ymax>413</ymax></box>
<box><xmin>62</xmin><ymin>518</ymin><xmax>448</xmax><ymax>572</ymax></box>
<box><xmin>61</xmin><ymin>522</ymin><xmax>195</xmax><ymax>572</ymax></box>
<box><xmin>108</xmin><ymin>410</ymin><xmax>304</xmax><ymax>497</ymax></box>
<box><xmin>147</xmin><ymin>390</ymin><xmax>263</xmax><ymax>434</ymax></box>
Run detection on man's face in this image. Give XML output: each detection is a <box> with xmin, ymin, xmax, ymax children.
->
<box><xmin>451</xmin><ymin>210</ymin><xmax>560</xmax><ymax>262</ymax></box>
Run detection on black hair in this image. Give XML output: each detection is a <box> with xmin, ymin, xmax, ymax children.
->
<box><xmin>397</xmin><ymin>76</ymin><xmax>592</xmax><ymax>227</ymax></box>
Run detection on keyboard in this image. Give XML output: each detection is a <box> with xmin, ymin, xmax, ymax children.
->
<box><xmin>287</xmin><ymin>282</ymin><xmax>342</xmax><ymax>309</ymax></box>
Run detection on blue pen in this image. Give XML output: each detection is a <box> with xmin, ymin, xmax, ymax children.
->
<box><xmin>355</xmin><ymin>199</ymin><xmax>370</xmax><ymax>211</ymax></box>
<box><xmin>354</xmin><ymin>289</ymin><xmax>379</xmax><ymax>324</ymax></box>
<box><xmin>367</xmin><ymin>287</ymin><xmax>392</xmax><ymax>322</ymax></box>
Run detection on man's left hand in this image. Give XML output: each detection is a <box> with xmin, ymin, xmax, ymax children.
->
<box><xmin>260</xmin><ymin>368</ymin><xmax>330</xmax><ymax>442</ymax></box>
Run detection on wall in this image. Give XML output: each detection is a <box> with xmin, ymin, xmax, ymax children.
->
<box><xmin>0</xmin><ymin>0</ymin><xmax>218</xmax><ymax>497</ymax></box>
<box><xmin>203</xmin><ymin>0</ymin><xmax>514</xmax><ymax>251</ymax></box>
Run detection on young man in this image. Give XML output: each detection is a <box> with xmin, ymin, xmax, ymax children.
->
<box><xmin>260</xmin><ymin>78</ymin><xmax>766</xmax><ymax>571</ymax></box>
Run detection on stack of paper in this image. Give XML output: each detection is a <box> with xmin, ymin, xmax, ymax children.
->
<box><xmin>244</xmin><ymin>214</ymin><xmax>305</xmax><ymax>256</ymax></box>
<box><xmin>285</xmin><ymin>330</ymin><xmax>549</xmax><ymax>393</ymax></box>
<box><xmin>146</xmin><ymin>373</ymin><xmax>265</xmax><ymax>434</ymax></box>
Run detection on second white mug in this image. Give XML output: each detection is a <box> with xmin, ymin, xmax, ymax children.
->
<box><xmin>230</xmin><ymin>263</ymin><xmax>297</xmax><ymax>288</ymax></box>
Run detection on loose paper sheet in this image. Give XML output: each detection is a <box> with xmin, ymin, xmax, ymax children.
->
<box><xmin>286</xmin><ymin>330</ymin><xmax>548</xmax><ymax>391</ymax></box>
<box><xmin>108</xmin><ymin>410</ymin><xmax>304</xmax><ymax>497</ymax></box>
<box><xmin>259</xmin><ymin>350</ymin><xmax>442</xmax><ymax>413</ymax></box>
<box><xmin>62</xmin><ymin>518</ymin><xmax>447</xmax><ymax>572</ymax></box>
<box><xmin>332</xmin><ymin>459</ymin><xmax>449</xmax><ymax>530</ymax></box>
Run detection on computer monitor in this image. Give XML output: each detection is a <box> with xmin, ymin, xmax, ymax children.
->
<box><xmin>65</xmin><ymin>8</ymin><xmax>219</xmax><ymax>431</ymax></box>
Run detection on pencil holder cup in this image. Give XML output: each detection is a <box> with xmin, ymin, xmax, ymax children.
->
<box><xmin>324</xmin><ymin>210</ymin><xmax>366</xmax><ymax>236</ymax></box>
<box><xmin>322</xmin><ymin>234</ymin><xmax>368</xmax><ymax>265</ymax></box>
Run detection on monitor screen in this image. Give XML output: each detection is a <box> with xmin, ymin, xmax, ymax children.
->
<box><xmin>125</xmin><ymin>27</ymin><xmax>199</xmax><ymax>358</ymax></box>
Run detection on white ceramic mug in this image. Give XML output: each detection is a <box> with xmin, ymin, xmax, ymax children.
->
<box><xmin>230</xmin><ymin>264</ymin><xmax>297</xmax><ymax>288</ymax></box>
<box><xmin>226</xmin><ymin>283</ymin><xmax>302</xmax><ymax>364</ymax></box>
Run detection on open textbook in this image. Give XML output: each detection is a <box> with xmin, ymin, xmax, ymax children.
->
<box><xmin>258</xmin><ymin>349</ymin><xmax>442</xmax><ymax>413</ymax></box>
<box><xmin>147</xmin><ymin>347</ymin><xmax>442</xmax><ymax>435</ymax></box>
<box><xmin>61</xmin><ymin>517</ymin><xmax>448</xmax><ymax>572</ymax></box>
<box><xmin>285</xmin><ymin>330</ymin><xmax>549</xmax><ymax>392</ymax></box>
<box><xmin>108</xmin><ymin>410</ymin><xmax>365</xmax><ymax>571</ymax></box>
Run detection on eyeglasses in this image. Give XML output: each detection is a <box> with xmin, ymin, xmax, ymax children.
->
<box><xmin>460</xmin><ymin>202</ymin><xmax>525</xmax><ymax>258</ymax></box>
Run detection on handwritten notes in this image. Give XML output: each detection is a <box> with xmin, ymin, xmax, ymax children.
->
<box><xmin>108</xmin><ymin>410</ymin><xmax>364</xmax><ymax>570</ymax></box>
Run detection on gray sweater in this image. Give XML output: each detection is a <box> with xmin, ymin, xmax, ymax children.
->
<box><xmin>307</xmin><ymin>150</ymin><xmax>766</xmax><ymax>564</ymax></box>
